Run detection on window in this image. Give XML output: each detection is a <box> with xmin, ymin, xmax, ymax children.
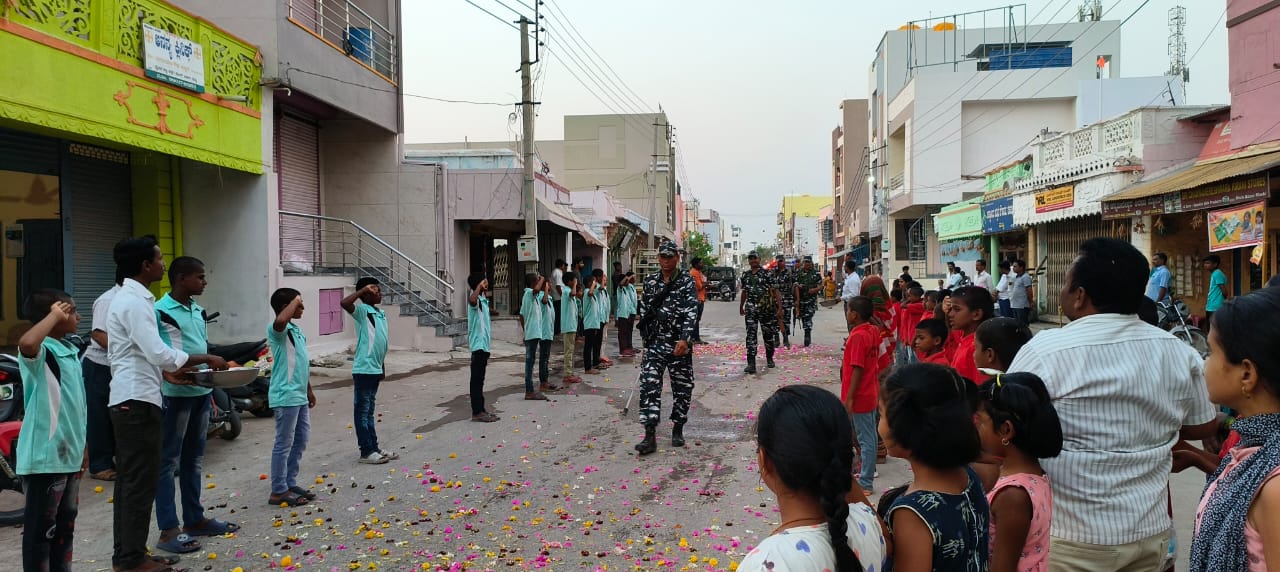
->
<box><xmin>319</xmin><ymin>288</ymin><xmax>344</xmax><ymax>335</ymax></box>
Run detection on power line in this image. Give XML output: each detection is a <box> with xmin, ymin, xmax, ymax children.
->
<box><xmin>460</xmin><ymin>0</ymin><xmax>521</xmax><ymax>32</ymax></box>
<box><xmin>285</xmin><ymin>67</ymin><xmax>513</xmax><ymax>106</ymax></box>
<box><xmin>543</xmin><ymin>0</ymin><xmax>651</xmax><ymax>112</ymax></box>
<box><xmin>1187</xmin><ymin>6</ymin><xmax>1227</xmax><ymax>65</ymax></box>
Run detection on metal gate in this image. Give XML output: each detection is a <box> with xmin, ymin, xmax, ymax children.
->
<box><xmin>276</xmin><ymin>113</ymin><xmax>321</xmax><ymax>267</ymax></box>
<box><xmin>66</xmin><ymin>143</ymin><xmax>132</xmax><ymax>324</ymax></box>
<box><xmin>1039</xmin><ymin>216</ymin><xmax>1130</xmax><ymax>317</ymax></box>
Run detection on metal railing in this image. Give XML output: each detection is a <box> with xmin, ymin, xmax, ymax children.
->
<box><xmin>286</xmin><ymin>0</ymin><xmax>398</xmax><ymax>82</ymax></box>
<box><xmin>278</xmin><ymin>211</ymin><xmax>454</xmax><ymax>326</ymax></box>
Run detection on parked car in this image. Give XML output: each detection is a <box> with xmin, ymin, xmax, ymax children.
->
<box><xmin>705</xmin><ymin>266</ymin><xmax>738</xmax><ymax>301</ymax></box>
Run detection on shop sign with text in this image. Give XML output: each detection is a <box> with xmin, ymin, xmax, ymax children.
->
<box><xmin>142</xmin><ymin>23</ymin><xmax>205</xmax><ymax>93</ymax></box>
<box><xmin>1181</xmin><ymin>175</ymin><xmax>1269</xmax><ymax>212</ymax></box>
<box><xmin>1035</xmin><ymin>185</ymin><xmax>1075</xmax><ymax>214</ymax></box>
<box><xmin>982</xmin><ymin>197</ymin><xmax>1017</xmax><ymax>234</ymax></box>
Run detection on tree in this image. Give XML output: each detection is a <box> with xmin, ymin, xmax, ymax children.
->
<box><xmin>682</xmin><ymin>231</ymin><xmax>715</xmax><ymax>265</ymax></box>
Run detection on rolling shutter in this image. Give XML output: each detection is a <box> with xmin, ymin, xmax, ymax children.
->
<box><xmin>276</xmin><ymin>113</ymin><xmax>321</xmax><ymax>267</ymax></box>
<box><xmin>0</xmin><ymin>127</ymin><xmax>59</xmax><ymax>175</ymax></box>
<box><xmin>66</xmin><ymin>143</ymin><xmax>132</xmax><ymax>328</ymax></box>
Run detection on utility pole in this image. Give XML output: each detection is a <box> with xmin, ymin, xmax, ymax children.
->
<box><xmin>519</xmin><ymin>16</ymin><xmax>538</xmax><ymax>272</ymax></box>
<box><xmin>646</xmin><ymin>118</ymin><xmax>672</xmax><ymax>249</ymax></box>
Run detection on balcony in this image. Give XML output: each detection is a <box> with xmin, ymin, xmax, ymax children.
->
<box><xmin>4</xmin><ymin>0</ymin><xmax>262</xmax><ymax>109</ymax></box>
<box><xmin>287</xmin><ymin>0</ymin><xmax>398</xmax><ymax>83</ymax></box>
<box><xmin>1016</xmin><ymin>113</ymin><xmax>1142</xmax><ymax>192</ymax></box>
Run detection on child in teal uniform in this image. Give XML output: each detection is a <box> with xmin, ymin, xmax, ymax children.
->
<box><xmin>560</xmin><ymin>272</ymin><xmax>583</xmax><ymax>385</ymax></box>
<box><xmin>16</xmin><ymin>290</ymin><xmax>86</xmax><ymax>572</ymax></box>
<box><xmin>467</xmin><ymin>273</ymin><xmax>499</xmax><ymax>422</ymax></box>
<box><xmin>267</xmin><ymin>288</ymin><xmax>317</xmax><ymax>507</ymax></box>
<box><xmin>154</xmin><ymin>257</ymin><xmax>238</xmax><ymax>554</ymax></box>
<box><xmin>616</xmin><ymin>272</ymin><xmax>638</xmax><ymax>356</ymax></box>
<box><xmin>518</xmin><ymin>273</ymin><xmax>554</xmax><ymax>400</ymax></box>
<box><xmin>342</xmin><ymin>277</ymin><xmax>397</xmax><ymax>465</ymax></box>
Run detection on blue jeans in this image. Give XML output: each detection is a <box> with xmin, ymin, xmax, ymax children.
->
<box><xmin>271</xmin><ymin>405</ymin><xmax>310</xmax><ymax>495</ymax></box>
<box><xmin>997</xmin><ymin>298</ymin><xmax>1012</xmax><ymax>318</ymax></box>
<box><xmin>155</xmin><ymin>395</ymin><xmax>209</xmax><ymax>531</ymax></box>
<box><xmin>1012</xmin><ymin>307</ymin><xmax>1030</xmax><ymax>326</ymax></box>
<box><xmin>524</xmin><ymin>339</ymin><xmax>551</xmax><ymax>392</ymax></box>
<box><xmin>81</xmin><ymin>359</ymin><xmax>115</xmax><ymax>474</ymax></box>
<box><xmin>353</xmin><ymin>374</ymin><xmax>382</xmax><ymax>457</ymax></box>
<box><xmin>851</xmin><ymin>412</ymin><xmax>878</xmax><ymax>491</ymax></box>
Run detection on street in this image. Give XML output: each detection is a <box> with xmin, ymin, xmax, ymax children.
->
<box><xmin>0</xmin><ymin>301</ymin><xmax>1206</xmax><ymax>571</ymax></box>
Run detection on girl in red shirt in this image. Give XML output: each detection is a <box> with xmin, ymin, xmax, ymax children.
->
<box><xmin>946</xmin><ymin>286</ymin><xmax>995</xmax><ymax>384</ymax></box>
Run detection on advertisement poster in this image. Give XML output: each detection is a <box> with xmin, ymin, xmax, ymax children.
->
<box><xmin>939</xmin><ymin>237</ymin><xmax>984</xmax><ymax>263</ymax></box>
<box><xmin>1207</xmin><ymin>200</ymin><xmax>1266</xmax><ymax>252</ymax></box>
<box><xmin>1035</xmin><ymin>185</ymin><xmax>1075</xmax><ymax>214</ymax></box>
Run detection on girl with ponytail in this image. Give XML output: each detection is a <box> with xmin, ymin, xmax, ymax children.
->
<box><xmin>978</xmin><ymin>373</ymin><xmax>1063</xmax><ymax>572</ymax></box>
<box><xmin>740</xmin><ymin>385</ymin><xmax>887</xmax><ymax>572</ymax></box>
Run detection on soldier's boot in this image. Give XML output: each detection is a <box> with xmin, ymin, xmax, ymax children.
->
<box><xmin>783</xmin><ymin>332</ymin><xmax>791</xmax><ymax>348</ymax></box>
<box><xmin>766</xmin><ymin>348</ymin><xmax>776</xmax><ymax>369</ymax></box>
<box><xmin>671</xmin><ymin>423</ymin><xmax>686</xmax><ymax>448</ymax></box>
<box><xmin>744</xmin><ymin>354</ymin><xmax>757</xmax><ymax>374</ymax></box>
<box><xmin>635</xmin><ymin>425</ymin><xmax>657</xmax><ymax>456</ymax></box>
<box><xmin>804</xmin><ymin>329</ymin><xmax>812</xmax><ymax>347</ymax></box>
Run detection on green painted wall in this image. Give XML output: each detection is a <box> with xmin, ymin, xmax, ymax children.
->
<box><xmin>132</xmin><ymin>152</ymin><xmax>184</xmax><ymax>296</ymax></box>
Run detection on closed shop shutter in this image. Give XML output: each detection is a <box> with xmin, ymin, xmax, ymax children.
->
<box><xmin>1039</xmin><ymin>216</ymin><xmax>1130</xmax><ymax>316</ymax></box>
<box><xmin>276</xmin><ymin>113</ymin><xmax>321</xmax><ymax>267</ymax></box>
<box><xmin>0</xmin><ymin>127</ymin><xmax>59</xmax><ymax>175</ymax></box>
<box><xmin>66</xmin><ymin>143</ymin><xmax>132</xmax><ymax>328</ymax></box>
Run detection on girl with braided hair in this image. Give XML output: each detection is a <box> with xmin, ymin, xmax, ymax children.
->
<box><xmin>740</xmin><ymin>385</ymin><xmax>887</xmax><ymax>572</ymax></box>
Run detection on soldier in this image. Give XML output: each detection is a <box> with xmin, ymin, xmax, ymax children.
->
<box><xmin>772</xmin><ymin>255</ymin><xmax>796</xmax><ymax>347</ymax></box>
<box><xmin>740</xmin><ymin>252</ymin><xmax>782</xmax><ymax>373</ymax></box>
<box><xmin>633</xmin><ymin>241</ymin><xmax>698</xmax><ymax>456</ymax></box>
<box><xmin>793</xmin><ymin>255</ymin><xmax>823</xmax><ymax>347</ymax></box>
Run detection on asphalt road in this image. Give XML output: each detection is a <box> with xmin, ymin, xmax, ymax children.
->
<box><xmin>0</xmin><ymin>298</ymin><xmax>1208</xmax><ymax>571</ymax></box>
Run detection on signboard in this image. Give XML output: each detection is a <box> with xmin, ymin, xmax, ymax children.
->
<box><xmin>939</xmin><ymin>237</ymin><xmax>984</xmax><ymax>263</ymax></box>
<box><xmin>517</xmin><ymin>236</ymin><xmax>539</xmax><ymax>262</ymax></box>
<box><xmin>1180</xmin><ymin>174</ymin><xmax>1269</xmax><ymax>212</ymax></box>
<box><xmin>1102</xmin><ymin>193</ymin><xmax>1182</xmax><ymax>220</ymax></box>
<box><xmin>982</xmin><ymin>197</ymin><xmax>1017</xmax><ymax>234</ymax></box>
<box><xmin>1198</xmin><ymin>121</ymin><xmax>1233</xmax><ymax>161</ymax></box>
<box><xmin>142</xmin><ymin>22</ymin><xmax>205</xmax><ymax>93</ymax></box>
<box><xmin>1208</xmin><ymin>200</ymin><xmax>1266</xmax><ymax>252</ymax></box>
<box><xmin>1034</xmin><ymin>185</ymin><xmax>1075</xmax><ymax>214</ymax></box>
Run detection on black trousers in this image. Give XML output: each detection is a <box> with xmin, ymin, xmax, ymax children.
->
<box><xmin>617</xmin><ymin>317</ymin><xmax>634</xmax><ymax>351</ymax></box>
<box><xmin>470</xmin><ymin>350</ymin><xmax>489</xmax><ymax>415</ymax></box>
<box><xmin>583</xmin><ymin>328</ymin><xmax>603</xmax><ymax>370</ymax></box>
<box><xmin>81</xmin><ymin>360</ymin><xmax>115</xmax><ymax>474</ymax></box>
<box><xmin>109</xmin><ymin>400</ymin><xmax>163</xmax><ymax>570</ymax></box>
<box><xmin>22</xmin><ymin>472</ymin><xmax>80</xmax><ymax>572</ymax></box>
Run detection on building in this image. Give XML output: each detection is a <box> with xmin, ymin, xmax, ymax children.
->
<box><xmin>779</xmin><ymin>194</ymin><xmax>831</xmax><ymax>259</ymax></box>
<box><xmin>865</xmin><ymin>7</ymin><xmax>1180</xmax><ymax>280</ymax></box>
<box><xmin>721</xmin><ymin>224</ymin><xmax>743</xmax><ymax>268</ymax></box>
<box><xmin>0</xmin><ymin>0</ymin><xmax>262</xmax><ymax>345</ymax></box>
<box><xmin>832</xmin><ymin>99</ymin><xmax>870</xmax><ymax>261</ymax></box>
<box><xmin>698</xmin><ymin>208</ymin><xmax>723</xmax><ymax>262</ymax></box>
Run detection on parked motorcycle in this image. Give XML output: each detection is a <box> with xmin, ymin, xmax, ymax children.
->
<box><xmin>199</xmin><ymin>311</ymin><xmax>273</xmax><ymax>440</ymax></box>
<box><xmin>1157</xmin><ymin>297</ymin><xmax>1210</xmax><ymax>359</ymax></box>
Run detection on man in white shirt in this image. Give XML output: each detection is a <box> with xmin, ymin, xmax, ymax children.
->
<box><xmin>83</xmin><ymin>277</ymin><xmax>122</xmax><ymax>481</ymax></box>
<box><xmin>973</xmin><ymin>258</ymin><xmax>994</xmax><ymax>297</ymax></box>
<box><xmin>840</xmin><ymin>259</ymin><xmax>862</xmax><ymax>303</ymax></box>
<box><xmin>994</xmin><ymin>260</ymin><xmax>1013</xmax><ymax>318</ymax></box>
<box><xmin>1008</xmin><ymin>237</ymin><xmax>1217</xmax><ymax>572</ymax></box>
<box><xmin>944</xmin><ymin>261</ymin><xmax>963</xmax><ymax>289</ymax></box>
<box><xmin>106</xmin><ymin>236</ymin><xmax>226</xmax><ymax>572</ymax></box>
<box><xmin>552</xmin><ymin>259</ymin><xmax>567</xmax><ymax>334</ymax></box>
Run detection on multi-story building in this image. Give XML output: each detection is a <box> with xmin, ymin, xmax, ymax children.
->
<box><xmin>721</xmin><ymin>224</ymin><xmax>743</xmax><ymax>268</ymax></box>
<box><xmin>779</xmin><ymin>195</ymin><xmax>831</xmax><ymax>259</ymax></box>
<box><xmin>699</xmin><ymin>208</ymin><xmax>723</xmax><ymax>262</ymax></box>
<box><xmin>832</xmin><ymin>99</ymin><xmax>870</xmax><ymax>255</ymax></box>
<box><xmin>866</xmin><ymin>8</ymin><xmax>1158</xmax><ymax>279</ymax></box>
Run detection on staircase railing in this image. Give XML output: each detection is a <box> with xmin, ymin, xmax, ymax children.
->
<box><xmin>907</xmin><ymin>215</ymin><xmax>930</xmax><ymax>280</ymax></box>
<box><xmin>278</xmin><ymin>211</ymin><xmax>454</xmax><ymax>327</ymax></box>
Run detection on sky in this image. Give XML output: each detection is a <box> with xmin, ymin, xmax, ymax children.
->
<box><xmin>402</xmin><ymin>0</ymin><xmax>1231</xmax><ymax>251</ymax></box>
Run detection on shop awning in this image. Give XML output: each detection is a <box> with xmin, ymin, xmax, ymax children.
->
<box><xmin>827</xmin><ymin>248</ymin><xmax>851</xmax><ymax>259</ymax></box>
<box><xmin>1103</xmin><ymin>149</ymin><xmax>1280</xmax><ymax>202</ymax></box>
<box><xmin>536</xmin><ymin>196</ymin><xmax>605</xmax><ymax>246</ymax></box>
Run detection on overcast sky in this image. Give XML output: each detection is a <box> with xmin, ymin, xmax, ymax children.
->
<box><xmin>402</xmin><ymin>0</ymin><xmax>1230</xmax><ymax>250</ymax></box>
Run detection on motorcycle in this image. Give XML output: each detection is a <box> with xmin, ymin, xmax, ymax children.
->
<box><xmin>200</xmin><ymin>312</ymin><xmax>273</xmax><ymax>441</ymax></box>
<box><xmin>1157</xmin><ymin>297</ymin><xmax>1210</xmax><ymax>359</ymax></box>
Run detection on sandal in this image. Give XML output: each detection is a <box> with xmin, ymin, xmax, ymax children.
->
<box><xmin>268</xmin><ymin>491</ymin><xmax>310</xmax><ymax>507</ymax></box>
<box><xmin>471</xmin><ymin>412</ymin><xmax>500</xmax><ymax>422</ymax></box>
<box><xmin>91</xmin><ymin>469</ymin><xmax>117</xmax><ymax>481</ymax></box>
<box><xmin>289</xmin><ymin>486</ymin><xmax>318</xmax><ymax>501</ymax></box>
<box><xmin>524</xmin><ymin>392</ymin><xmax>548</xmax><ymax>401</ymax></box>
<box><xmin>149</xmin><ymin>555</ymin><xmax>181</xmax><ymax>566</ymax></box>
<box><xmin>156</xmin><ymin>533</ymin><xmax>201</xmax><ymax>554</ymax></box>
<box><xmin>540</xmin><ymin>383</ymin><xmax>562</xmax><ymax>392</ymax></box>
<box><xmin>186</xmin><ymin>518</ymin><xmax>240</xmax><ymax>536</ymax></box>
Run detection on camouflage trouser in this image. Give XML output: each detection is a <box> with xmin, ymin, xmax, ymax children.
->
<box><xmin>799</xmin><ymin>298</ymin><xmax>817</xmax><ymax>331</ymax></box>
<box><xmin>744</xmin><ymin>308</ymin><xmax>780</xmax><ymax>356</ymax></box>
<box><xmin>780</xmin><ymin>303</ymin><xmax>794</xmax><ymax>336</ymax></box>
<box><xmin>638</xmin><ymin>342</ymin><xmax>694</xmax><ymax>427</ymax></box>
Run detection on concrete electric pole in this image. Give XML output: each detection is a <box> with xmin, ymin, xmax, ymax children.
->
<box><xmin>520</xmin><ymin>16</ymin><xmax>538</xmax><ymax>272</ymax></box>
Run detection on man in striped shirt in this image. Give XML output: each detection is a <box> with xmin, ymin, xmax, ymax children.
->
<box><xmin>1008</xmin><ymin>238</ymin><xmax>1217</xmax><ymax>572</ymax></box>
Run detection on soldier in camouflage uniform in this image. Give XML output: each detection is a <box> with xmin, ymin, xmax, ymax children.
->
<box><xmin>793</xmin><ymin>255</ymin><xmax>823</xmax><ymax>347</ymax></box>
<box><xmin>771</xmin><ymin>255</ymin><xmax>796</xmax><ymax>347</ymax></box>
<box><xmin>633</xmin><ymin>241</ymin><xmax>699</xmax><ymax>456</ymax></box>
<box><xmin>740</xmin><ymin>252</ymin><xmax>781</xmax><ymax>374</ymax></box>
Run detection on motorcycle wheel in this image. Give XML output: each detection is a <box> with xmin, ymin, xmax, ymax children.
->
<box><xmin>0</xmin><ymin>462</ymin><xmax>24</xmax><ymax>526</ymax></box>
<box><xmin>220</xmin><ymin>408</ymin><xmax>242</xmax><ymax>441</ymax></box>
<box><xmin>1173</xmin><ymin>327</ymin><xmax>1210</xmax><ymax>360</ymax></box>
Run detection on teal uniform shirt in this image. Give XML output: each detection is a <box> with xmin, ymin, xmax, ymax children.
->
<box><xmin>17</xmin><ymin>338</ymin><xmax>87</xmax><ymax>475</ymax></box>
<box><xmin>1206</xmin><ymin>268</ymin><xmax>1227</xmax><ymax>312</ymax></box>
<box><xmin>583</xmin><ymin>288</ymin><xmax>610</xmax><ymax>329</ymax></box>
<box><xmin>351</xmin><ymin>304</ymin><xmax>389</xmax><ymax>375</ymax></box>
<box><xmin>561</xmin><ymin>289</ymin><xmax>580</xmax><ymax>333</ymax></box>
<box><xmin>155</xmin><ymin>293</ymin><xmax>212</xmax><ymax>398</ymax></box>
<box><xmin>468</xmin><ymin>295</ymin><xmax>491</xmax><ymax>353</ymax></box>
<box><xmin>519</xmin><ymin>288</ymin><xmax>544</xmax><ymax>341</ymax></box>
<box><xmin>267</xmin><ymin>322</ymin><xmax>310</xmax><ymax>408</ymax></box>
<box><xmin>615</xmin><ymin>284</ymin><xmax>637</xmax><ymax>319</ymax></box>
<box><xmin>540</xmin><ymin>293</ymin><xmax>556</xmax><ymax>340</ymax></box>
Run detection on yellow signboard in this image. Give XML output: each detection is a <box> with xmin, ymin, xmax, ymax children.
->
<box><xmin>1035</xmin><ymin>185</ymin><xmax>1075</xmax><ymax>214</ymax></box>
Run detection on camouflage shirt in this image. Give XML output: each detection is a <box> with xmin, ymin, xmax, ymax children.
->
<box><xmin>637</xmin><ymin>269</ymin><xmax>698</xmax><ymax>344</ymax></box>
<box><xmin>771</xmin><ymin>268</ymin><xmax>796</xmax><ymax>301</ymax></box>
<box><xmin>794</xmin><ymin>268</ymin><xmax>823</xmax><ymax>301</ymax></box>
<box><xmin>740</xmin><ymin>268</ymin><xmax>777</xmax><ymax>312</ymax></box>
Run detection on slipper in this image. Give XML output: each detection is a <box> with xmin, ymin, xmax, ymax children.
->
<box><xmin>540</xmin><ymin>384</ymin><xmax>562</xmax><ymax>392</ymax></box>
<box><xmin>156</xmin><ymin>533</ymin><xmax>201</xmax><ymax>554</ymax></box>
<box><xmin>268</xmin><ymin>491</ymin><xmax>309</xmax><ymax>507</ymax></box>
<box><xmin>289</xmin><ymin>486</ymin><xmax>318</xmax><ymax>501</ymax></box>
<box><xmin>150</xmin><ymin>555</ymin><xmax>181</xmax><ymax>566</ymax></box>
<box><xmin>471</xmin><ymin>412</ymin><xmax>500</xmax><ymax>422</ymax></box>
<box><xmin>524</xmin><ymin>392</ymin><xmax>548</xmax><ymax>401</ymax></box>
<box><xmin>91</xmin><ymin>469</ymin><xmax>117</xmax><ymax>481</ymax></box>
<box><xmin>186</xmin><ymin>518</ymin><xmax>239</xmax><ymax>537</ymax></box>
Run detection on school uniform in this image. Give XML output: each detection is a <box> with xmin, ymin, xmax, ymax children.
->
<box><xmin>267</xmin><ymin>322</ymin><xmax>310</xmax><ymax>496</ymax></box>
<box><xmin>350</xmin><ymin>303</ymin><xmax>389</xmax><ymax>458</ymax></box>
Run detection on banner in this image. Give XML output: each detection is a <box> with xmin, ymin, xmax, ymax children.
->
<box><xmin>982</xmin><ymin>197</ymin><xmax>1016</xmax><ymax>234</ymax></box>
<box><xmin>1207</xmin><ymin>200</ymin><xmax>1266</xmax><ymax>252</ymax></box>
<box><xmin>1035</xmin><ymin>185</ymin><xmax>1075</xmax><ymax>214</ymax></box>
<box><xmin>142</xmin><ymin>22</ymin><xmax>205</xmax><ymax>93</ymax></box>
<box><xmin>939</xmin><ymin>237</ymin><xmax>984</xmax><ymax>263</ymax></box>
